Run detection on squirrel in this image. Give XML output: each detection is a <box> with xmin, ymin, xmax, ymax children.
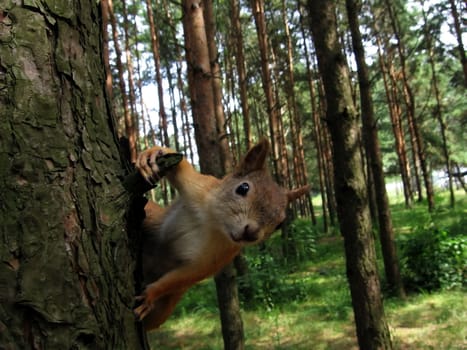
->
<box><xmin>133</xmin><ymin>139</ymin><xmax>310</xmax><ymax>330</ymax></box>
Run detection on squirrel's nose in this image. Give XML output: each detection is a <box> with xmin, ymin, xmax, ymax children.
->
<box><xmin>242</xmin><ymin>224</ymin><xmax>260</xmax><ymax>242</ymax></box>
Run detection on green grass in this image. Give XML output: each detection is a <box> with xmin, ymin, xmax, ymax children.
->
<box><xmin>149</xmin><ymin>191</ymin><xmax>466</xmax><ymax>349</ymax></box>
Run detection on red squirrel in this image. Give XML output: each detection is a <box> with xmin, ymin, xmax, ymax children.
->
<box><xmin>134</xmin><ymin>139</ymin><xmax>310</xmax><ymax>330</ymax></box>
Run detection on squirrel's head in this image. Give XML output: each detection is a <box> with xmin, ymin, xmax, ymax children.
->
<box><xmin>208</xmin><ymin>139</ymin><xmax>310</xmax><ymax>246</ymax></box>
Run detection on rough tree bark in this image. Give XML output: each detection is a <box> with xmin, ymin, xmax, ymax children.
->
<box><xmin>181</xmin><ymin>1</ymin><xmax>245</xmax><ymax>349</ymax></box>
<box><xmin>346</xmin><ymin>0</ymin><xmax>405</xmax><ymax>298</ymax></box>
<box><xmin>0</xmin><ymin>2</ymin><xmax>144</xmax><ymax>349</ymax></box>
<box><xmin>250</xmin><ymin>0</ymin><xmax>281</xmax><ymax>181</ymax></box>
<box><xmin>307</xmin><ymin>1</ymin><xmax>393</xmax><ymax>348</ymax></box>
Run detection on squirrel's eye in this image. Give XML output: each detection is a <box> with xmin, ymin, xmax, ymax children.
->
<box><xmin>235</xmin><ymin>182</ymin><xmax>250</xmax><ymax>196</ymax></box>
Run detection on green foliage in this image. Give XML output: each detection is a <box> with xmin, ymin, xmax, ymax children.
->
<box><xmin>237</xmin><ymin>219</ymin><xmax>318</xmax><ymax>310</ymax></box>
<box><xmin>398</xmin><ymin>224</ymin><xmax>466</xmax><ymax>291</ymax></box>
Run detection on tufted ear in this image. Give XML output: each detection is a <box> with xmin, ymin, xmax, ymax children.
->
<box><xmin>235</xmin><ymin>139</ymin><xmax>270</xmax><ymax>176</ymax></box>
<box><xmin>287</xmin><ymin>185</ymin><xmax>311</xmax><ymax>203</ymax></box>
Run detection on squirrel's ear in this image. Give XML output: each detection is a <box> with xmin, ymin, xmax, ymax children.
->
<box><xmin>235</xmin><ymin>138</ymin><xmax>270</xmax><ymax>176</ymax></box>
<box><xmin>287</xmin><ymin>185</ymin><xmax>311</xmax><ymax>202</ymax></box>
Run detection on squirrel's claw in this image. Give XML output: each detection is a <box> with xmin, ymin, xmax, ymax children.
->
<box><xmin>135</xmin><ymin>148</ymin><xmax>165</xmax><ymax>184</ymax></box>
<box><xmin>134</xmin><ymin>294</ymin><xmax>153</xmax><ymax>321</ymax></box>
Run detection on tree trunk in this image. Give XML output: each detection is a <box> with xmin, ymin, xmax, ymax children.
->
<box><xmin>346</xmin><ymin>0</ymin><xmax>405</xmax><ymax>298</ymax></box>
<box><xmin>108</xmin><ymin>0</ymin><xmax>137</xmax><ymax>162</ymax></box>
<box><xmin>182</xmin><ymin>0</ymin><xmax>223</xmax><ymax>175</ymax></box>
<box><xmin>448</xmin><ymin>0</ymin><xmax>467</xmax><ymax>87</ymax></box>
<box><xmin>301</xmin><ymin>22</ymin><xmax>329</xmax><ymax>231</ymax></box>
<box><xmin>0</xmin><ymin>2</ymin><xmax>144</xmax><ymax>348</ymax></box>
<box><xmin>182</xmin><ymin>1</ymin><xmax>245</xmax><ymax>349</ymax></box>
<box><xmin>421</xmin><ymin>2</ymin><xmax>455</xmax><ymax>208</ymax></box>
<box><xmin>384</xmin><ymin>0</ymin><xmax>435</xmax><ymax>211</ymax></box>
<box><xmin>374</xmin><ymin>28</ymin><xmax>413</xmax><ymax>207</ymax></box>
<box><xmin>122</xmin><ymin>0</ymin><xmax>138</xmax><ymax>136</ymax></box>
<box><xmin>204</xmin><ymin>0</ymin><xmax>233</xmax><ymax>173</ymax></box>
<box><xmin>231</xmin><ymin>0</ymin><xmax>252</xmax><ymax>151</ymax></box>
<box><xmin>307</xmin><ymin>1</ymin><xmax>393</xmax><ymax>348</ymax></box>
<box><xmin>281</xmin><ymin>0</ymin><xmax>314</xmax><ymax>220</ymax></box>
<box><xmin>250</xmin><ymin>0</ymin><xmax>281</xmax><ymax>181</ymax></box>
<box><xmin>101</xmin><ymin>0</ymin><xmax>114</xmax><ymax>101</ymax></box>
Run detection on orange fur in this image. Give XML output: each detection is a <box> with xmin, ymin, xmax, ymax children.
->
<box><xmin>134</xmin><ymin>140</ymin><xmax>310</xmax><ymax>330</ymax></box>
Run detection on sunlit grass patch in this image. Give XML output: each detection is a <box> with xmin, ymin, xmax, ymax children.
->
<box><xmin>387</xmin><ymin>291</ymin><xmax>467</xmax><ymax>349</ymax></box>
<box><xmin>148</xmin><ymin>307</ymin><xmax>222</xmax><ymax>349</ymax></box>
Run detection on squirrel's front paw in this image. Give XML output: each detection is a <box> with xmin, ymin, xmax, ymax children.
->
<box><xmin>135</xmin><ymin>147</ymin><xmax>165</xmax><ymax>184</ymax></box>
<box><xmin>134</xmin><ymin>292</ymin><xmax>154</xmax><ymax>321</ymax></box>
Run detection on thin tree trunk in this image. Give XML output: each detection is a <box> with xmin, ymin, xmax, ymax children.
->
<box><xmin>161</xmin><ymin>0</ymin><xmax>192</xmax><ymax>158</ymax></box>
<box><xmin>204</xmin><ymin>0</ymin><xmax>233</xmax><ymax>172</ymax></box>
<box><xmin>0</xmin><ymin>2</ymin><xmax>145</xmax><ymax>347</ymax></box>
<box><xmin>250</xmin><ymin>0</ymin><xmax>281</xmax><ymax>181</ymax></box>
<box><xmin>231</xmin><ymin>0</ymin><xmax>252</xmax><ymax>151</ymax></box>
<box><xmin>146</xmin><ymin>0</ymin><xmax>170</xmax><ymax>147</ymax></box>
<box><xmin>346</xmin><ymin>0</ymin><xmax>405</xmax><ymax>298</ymax></box>
<box><xmin>448</xmin><ymin>0</ymin><xmax>467</xmax><ymax>86</ymax></box>
<box><xmin>108</xmin><ymin>0</ymin><xmax>137</xmax><ymax>162</ymax></box>
<box><xmin>307</xmin><ymin>1</ymin><xmax>393</xmax><ymax>348</ymax></box>
<box><xmin>299</xmin><ymin>5</ymin><xmax>329</xmax><ymax>230</ymax></box>
<box><xmin>281</xmin><ymin>0</ymin><xmax>314</xmax><ymax>220</ymax></box>
<box><xmin>374</xmin><ymin>27</ymin><xmax>413</xmax><ymax>207</ymax></box>
<box><xmin>318</xmin><ymin>79</ymin><xmax>338</xmax><ymax>227</ymax></box>
<box><xmin>182</xmin><ymin>2</ymin><xmax>245</xmax><ymax>349</ymax></box>
<box><xmin>421</xmin><ymin>2</ymin><xmax>455</xmax><ymax>207</ymax></box>
<box><xmin>182</xmin><ymin>0</ymin><xmax>223</xmax><ymax>175</ymax></box>
<box><xmin>384</xmin><ymin>0</ymin><xmax>435</xmax><ymax>211</ymax></box>
<box><xmin>101</xmin><ymin>0</ymin><xmax>113</xmax><ymax>101</ymax></box>
<box><xmin>122</xmin><ymin>0</ymin><xmax>138</xmax><ymax>138</ymax></box>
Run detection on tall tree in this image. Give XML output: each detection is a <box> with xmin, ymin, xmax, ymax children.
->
<box><xmin>421</xmin><ymin>1</ymin><xmax>455</xmax><ymax>207</ymax></box>
<box><xmin>250</xmin><ymin>0</ymin><xmax>282</xmax><ymax>181</ymax></box>
<box><xmin>447</xmin><ymin>0</ymin><xmax>467</xmax><ymax>86</ymax></box>
<box><xmin>0</xmin><ymin>1</ymin><xmax>144</xmax><ymax>348</ymax></box>
<box><xmin>181</xmin><ymin>1</ymin><xmax>245</xmax><ymax>349</ymax></box>
<box><xmin>384</xmin><ymin>0</ymin><xmax>435</xmax><ymax>211</ymax></box>
<box><xmin>231</xmin><ymin>0</ymin><xmax>252</xmax><ymax>150</ymax></box>
<box><xmin>108</xmin><ymin>0</ymin><xmax>138</xmax><ymax>162</ymax></box>
<box><xmin>307</xmin><ymin>0</ymin><xmax>393</xmax><ymax>348</ymax></box>
<box><xmin>346</xmin><ymin>0</ymin><xmax>405</xmax><ymax>298</ymax></box>
<box><xmin>372</xmin><ymin>17</ymin><xmax>414</xmax><ymax>207</ymax></box>
<box><xmin>145</xmin><ymin>0</ymin><xmax>170</xmax><ymax>148</ymax></box>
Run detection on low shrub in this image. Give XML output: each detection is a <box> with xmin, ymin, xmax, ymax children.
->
<box><xmin>398</xmin><ymin>224</ymin><xmax>466</xmax><ymax>291</ymax></box>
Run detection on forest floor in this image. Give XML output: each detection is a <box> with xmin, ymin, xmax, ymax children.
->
<box><xmin>148</xmin><ymin>190</ymin><xmax>466</xmax><ymax>349</ymax></box>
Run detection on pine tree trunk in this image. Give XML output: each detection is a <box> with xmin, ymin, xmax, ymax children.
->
<box><xmin>101</xmin><ymin>0</ymin><xmax>114</xmax><ymax>101</ymax></box>
<box><xmin>204</xmin><ymin>0</ymin><xmax>233</xmax><ymax>172</ymax></box>
<box><xmin>375</xmin><ymin>29</ymin><xmax>413</xmax><ymax>207</ymax></box>
<box><xmin>384</xmin><ymin>0</ymin><xmax>435</xmax><ymax>211</ymax></box>
<box><xmin>307</xmin><ymin>1</ymin><xmax>393</xmax><ymax>348</ymax></box>
<box><xmin>108</xmin><ymin>0</ymin><xmax>137</xmax><ymax>162</ymax></box>
<box><xmin>122</xmin><ymin>0</ymin><xmax>138</xmax><ymax>134</ymax></box>
<box><xmin>298</xmin><ymin>7</ymin><xmax>330</xmax><ymax>230</ymax></box>
<box><xmin>231</xmin><ymin>0</ymin><xmax>252</xmax><ymax>151</ymax></box>
<box><xmin>182</xmin><ymin>0</ymin><xmax>223</xmax><ymax>175</ymax></box>
<box><xmin>250</xmin><ymin>0</ymin><xmax>281</xmax><ymax>181</ymax></box>
<box><xmin>346</xmin><ymin>0</ymin><xmax>405</xmax><ymax>298</ymax></box>
<box><xmin>145</xmin><ymin>0</ymin><xmax>170</xmax><ymax>148</ymax></box>
<box><xmin>0</xmin><ymin>2</ymin><xmax>144</xmax><ymax>348</ymax></box>
<box><xmin>448</xmin><ymin>0</ymin><xmax>467</xmax><ymax>87</ymax></box>
<box><xmin>421</xmin><ymin>3</ymin><xmax>455</xmax><ymax>207</ymax></box>
<box><xmin>182</xmin><ymin>2</ymin><xmax>245</xmax><ymax>349</ymax></box>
